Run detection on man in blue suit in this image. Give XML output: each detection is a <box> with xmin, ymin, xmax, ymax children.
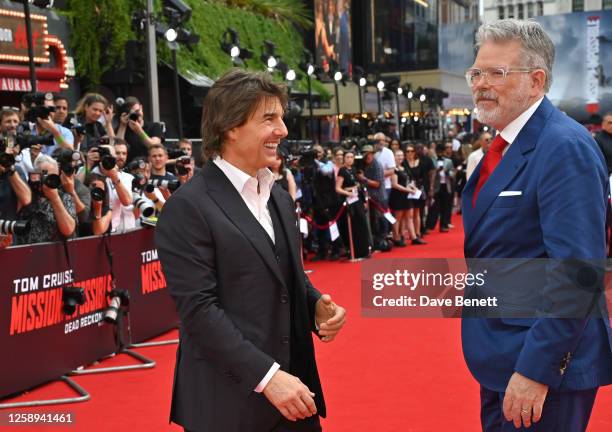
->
<box><xmin>461</xmin><ymin>19</ymin><xmax>612</xmax><ymax>431</ymax></box>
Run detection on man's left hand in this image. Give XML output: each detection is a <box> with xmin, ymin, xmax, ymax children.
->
<box><xmin>503</xmin><ymin>372</ymin><xmax>548</xmax><ymax>429</ymax></box>
<box><xmin>315</xmin><ymin>294</ymin><xmax>346</xmax><ymax>342</ymax></box>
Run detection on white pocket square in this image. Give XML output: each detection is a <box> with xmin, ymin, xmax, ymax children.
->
<box><xmin>498</xmin><ymin>191</ymin><xmax>522</xmax><ymax>197</ymax></box>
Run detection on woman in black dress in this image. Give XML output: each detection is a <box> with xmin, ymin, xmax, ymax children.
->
<box><xmin>269</xmin><ymin>152</ymin><xmax>297</xmax><ymax>200</ymax></box>
<box><xmin>390</xmin><ymin>149</ymin><xmax>425</xmax><ymax>246</ymax></box>
<box><xmin>404</xmin><ymin>144</ymin><xmax>427</xmax><ymax>241</ymax></box>
<box><xmin>335</xmin><ymin>151</ymin><xmax>370</xmax><ymax>259</ymax></box>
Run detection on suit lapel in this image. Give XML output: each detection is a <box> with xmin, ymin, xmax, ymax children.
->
<box><xmin>464</xmin><ymin>97</ymin><xmax>554</xmax><ymax>239</ymax></box>
<box><xmin>203</xmin><ymin>162</ymin><xmax>285</xmax><ymax>287</ymax></box>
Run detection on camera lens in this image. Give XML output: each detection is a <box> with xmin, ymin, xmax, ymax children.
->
<box><xmin>144</xmin><ymin>183</ymin><xmax>155</xmax><ymax>194</ymax></box>
<box><xmin>101</xmin><ymin>155</ymin><xmax>116</xmax><ymax>170</ymax></box>
<box><xmin>61</xmin><ymin>164</ymin><xmax>75</xmax><ymax>176</ymax></box>
<box><xmin>91</xmin><ymin>187</ymin><xmax>105</xmax><ymax>202</ymax></box>
<box><xmin>43</xmin><ymin>173</ymin><xmax>61</xmax><ymax>189</ymax></box>
<box><xmin>0</xmin><ymin>153</ymin><xmax>15</xmax><ymax>168</ymax></box>
<box><xmin>176</xmin><ymin>164</ymin><xmax>189</xmax><ymax>176</ymax></box>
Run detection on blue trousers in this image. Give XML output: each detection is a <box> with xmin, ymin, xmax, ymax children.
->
<box><xmin>480</xmin><ymin>386</ymin><xmax>598</xmax><ymax>432</ymax></box>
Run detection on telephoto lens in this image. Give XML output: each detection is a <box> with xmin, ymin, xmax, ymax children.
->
<box><xmin>90</xmin><ymin>187</ymin><xmax>105</xmax><ymax>202</ymax></box>
<box><xmin>0</xmin><ymin>219</ymin><xmax>29</xmax><ymax>235</ymax></box>
<box><xmin>133</xmin><ymin>194</ymin><xmax>155</xmax><ymax>217</ymax></box>
<box><xmin>101</xmin><ymin>155</ymin><xmax>116</xmax><ymax>171</ymax></box>
<box><xmin>42</xmin><ymin>173</ymin><xmax>61</xmax><ymax>189</ymax></box>
<box><xmin>144</xmin><ymin>183</ymin><xmax>155</xmax><ymax>194</ymax></box>
<box><xmin>147</xmin><ymin>178</ymin><xmax>180</xmax><ymax>192</ymax></box>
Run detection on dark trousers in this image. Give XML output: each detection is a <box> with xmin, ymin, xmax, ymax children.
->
<box><xmin>480</xmin><ymin>386</ymin><xmax>598</xmax><ymax>432</ymax></box>
<box><xmin>313</xmin><ymin>206</ymin><xmax>341</xmax><ymax>258</ymax></box>
<box><xmin>426</xmin><ymin>186</ymin><xmax>451</xmax><ymax>230</ymax></box>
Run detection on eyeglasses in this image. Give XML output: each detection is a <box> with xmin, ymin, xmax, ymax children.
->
<box><xmin>465</xmin><ymin>67</ymin><xmax>537</xmax><ymax>87</ymax></box>
<box><xmin>406</xmin><ymin>149</ymin><xmax>415</xmax><ymax>153</ymax></box>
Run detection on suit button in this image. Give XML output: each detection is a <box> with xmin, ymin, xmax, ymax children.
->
<box><xmin>280</xmin><ymin>294</ymin><xmax>289</xmax><ymax>304</ymax></box>
<box><xmin>281</xmin><ymin>336</ymin><xmax>290</xmax><ymax>344</ymax></box>
<box><xmin>275</xmin><ymin>254</ymin><xmax>280</xmax><ymax>262</ymax></box>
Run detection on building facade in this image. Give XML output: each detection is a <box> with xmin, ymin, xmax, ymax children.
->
<box><xmin>483</xmin><ymin>0</ymin><xmax>612</xmax><ymax>22</ymax></box>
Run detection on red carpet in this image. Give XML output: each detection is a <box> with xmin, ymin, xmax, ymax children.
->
<box><xmin>3</xmin><ymin>216</ymin><xmax>612</xmax><ymax>431</ymax></box>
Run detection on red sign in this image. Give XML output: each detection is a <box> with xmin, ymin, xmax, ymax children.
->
<box><xmin>0</xmin><ymin>8</ymin><xmax>49</xmax><ymax>64</ymax></box>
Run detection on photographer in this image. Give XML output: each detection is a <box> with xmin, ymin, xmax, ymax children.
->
<box><xmin>115</xmin><ymin>96</ymin><xmax>163</xmax><ymax>162</ymax></box>
<box><xmin>0</xmin><ymin>138</ymin><xmax>31</xmax><ymax>220</ymax></box>
<box><xmin>14</xmin><ymin>154</ymin><xmax>76</xmax><ymax>245</ymax></box>
<box><xmin>356</xmin><ymin>145</ymin><xmax>390</xmax><ymax>252</ymax></box>
<box><xmin>18</xmin><ymin>92</ymin><xmax>74</xmax><ymax>156</ymax></box>
<box><xmin>53</xmin><ymin>148</ymin><xmax>91</xmax><ymax>234</ymax></box>
<box><xmin>73</xmin><ymin>93</ymin><xmax>115</xmax><ymax>151</ymax></box>
<box><xmin>53</xmin><ymin>94</ymin><xmax>70</xmax><ymax>128</ymax></box>
<box><xmin>425</xmin><ymin>142</ymin><xmax>455</xmax><ymax>233</ymax></box>
<box><xmin>114</xmin><ymin>138</ymin><xmax>129</xmax><ymax>170</ymax></box>
<box><xmin>83</xmin><ymin>173</ymin><xmax>112</xmax><ymax>235</ymax></box>
<box><xmin>149</xmin><ymin>144</ymin><xmax>176</xmax><ymax>182</ymax></box>
<box><xmin>3</xmin><ymin>108</ymin><xmax>38</xmax><ymax>179</ymax></box>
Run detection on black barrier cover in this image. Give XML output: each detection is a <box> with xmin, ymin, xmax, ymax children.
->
<box><xmin>0</xmin><ymin>229</ymin><xmax>177</xmax><ymax>398</ymax></box>
<box><xmin>112</xmin><ymin>229</ymin><xmax>178</xmax><ymax>343</ymax></box>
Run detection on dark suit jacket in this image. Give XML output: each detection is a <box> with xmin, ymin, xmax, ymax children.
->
<box><xmin>461</xmin><ymin>97</ymin><xmax>612</xmax><ymax>392</ymax></box>
<box><xmin>155</xmin><ymin>161</ymin><xmax>325</xmax><ymax>431</ymax></box>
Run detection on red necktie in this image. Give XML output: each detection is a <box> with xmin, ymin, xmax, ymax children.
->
<box><xmin>472</xmin><ymin>135</ymin><xmax>508</xmax><ymax>206</ymax></box>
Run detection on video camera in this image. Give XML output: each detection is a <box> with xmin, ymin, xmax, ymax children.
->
<box><xmin>22</xmin><ymin>92</ymin><xmax>56</xmax><ymax>123</ymax></box>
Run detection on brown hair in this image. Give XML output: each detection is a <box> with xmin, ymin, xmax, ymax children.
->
<box><xmin>0</xmin><ymin>108</ymin><xmax>19</xmax><ymax>122</ymax></box>
<box><xmin>75</xmin><ymin>93</ymin><xmax>108</xmax><ymax>116</ymax></box>
<box><xmin>148</xmin><ymin>143</ymin><xmax>167</xmax><ymax>155</ymax></box>
<box><xmin>201</xmin><ymin>69</ymin><xmax>287</xmax><ymax>159</ymax></box>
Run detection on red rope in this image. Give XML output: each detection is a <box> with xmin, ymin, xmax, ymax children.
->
<box><xmin>302</xmin><ymin>204</ymin><xmax>347</xmax><ymax>230</ymax></box>
<box><xmin>367</xmin><ymin>197</ymin><xmax>390</xmax><ymax>214</ymax></box>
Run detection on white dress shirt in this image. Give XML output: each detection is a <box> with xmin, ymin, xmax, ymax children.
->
<box><xmin>466</xmin><ymin>148</ymin><xmax>484</xmax><ymax>181</ymax></box>
<box><xmin>499</xmin><ymin>97</ymin><xmax>544</xmax><ymax>153</ymax></box>
<box><xmin>213</xmin><ymin>157</ymin><xmax>280</xmax><ymax>392</ymax></box>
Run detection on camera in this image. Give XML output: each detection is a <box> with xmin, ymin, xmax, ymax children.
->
<box><xmin>132</xmin><ymin>173</ymin><xmax>147</xmax><ymax>191</ymax></box>
<box><xmin>41</xmin><ymin>170</ymin><xmax>61</xmax><ymax>189</ymax></box>
<box><xmin>133</xmin><ymin>193</ymin><xmax>155</xmax><ymax>217</ymax></box>
<box><xmin>146</xmin><ymin>178</ymin><xmax>180</xmax><ymax>193</ymax></box>
<box><xmin>22</xmin><ymin>92</ymin><xmax>55</xmax><ymax>123</ymax></box>
<box><xmin>0</xmin><ymin>219</ymin><xmax>30</xmax><ymax>235</ymax></box>
<box><xmin>0</xmin><ymin>134</ymin><xmax>18</xmax><ymax>168</ymax></box>
<box><xmin>92</xmin><ymin>145</ymin><xmax>116</xmax><ymax>170</ymax></box>
<box><xmin>54</xmin><ymin>148</ymin><xmax>81</xmax><ymax>175</ymax></box>
<box><xmin>91</xmin><ymin>187</ymin><xmax>105</xmax><ymax>202</ymax></box>
<box><xmin>175</xmin><ymin>155</ymin><xmax>191</xmax><ymax>176</ymax></box>
<box><xmin>104</xmin><ymin>289</ymin><xmax>130</xmax><ymax>323</ymax></box>
<box><xmin>62</xmin><ymin>285</ymin><xmax>85</xmax><ymax>315</ymax></box>
<box><xmin>126</xmin><ymin>158</ymin><xmax>146</xmax><ymax>172</ymax></box>
<box><xmin>128</xmin><ymin>111</ymin><xmax>141</xmax><ymax>122</ymax></box>
<box><xmin>15</xmin><ymin>129</ymin><xmax>55</xmax><ymax>150</ymax></box>
<box><xmin>168</xmin><ymin>148</ymin><xmax>188</xmax><ymax>159</ymax></box>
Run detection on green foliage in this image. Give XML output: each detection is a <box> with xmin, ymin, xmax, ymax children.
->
<box><xmin>158</xmin><ymin>1</ymin><xmax>329</xmax><ymax>98</ymax></box>
<box><xmin>64</xmin><ymin>0</ymin><xmax>137</xmax><ymax>86</ymax></box>
<box><xmin>64</xmin><ymin>0</ymin><xmax>329</xmax><ymax>98</ymax></box>
<box><xmin>211</xmin><ymin>0</ymin><xmax>313</xmax><ymax>29</ymax></box>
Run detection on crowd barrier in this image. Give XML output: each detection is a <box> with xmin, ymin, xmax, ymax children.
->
<box><xmin>0</xmin><ymin>228</ymin><xmax>178</xmax><ymax>399</ymax></box>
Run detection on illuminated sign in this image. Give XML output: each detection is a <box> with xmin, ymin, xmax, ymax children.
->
<box><xmin>0</xmin><ymin>8</ymin><xmax>49</xmax><ymax>64</ymax></box>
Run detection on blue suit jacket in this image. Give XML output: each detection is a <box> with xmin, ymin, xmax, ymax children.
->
<box><xmin>461</xmin><ymin>97</ymin><xmax>612</xmax><ymax>392</ymax></box>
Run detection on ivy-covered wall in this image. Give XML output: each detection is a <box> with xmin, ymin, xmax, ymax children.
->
<box><xmin>64</xmin><ymin>0</ymin><xmax>328</xmax><ymax>97</ymax></box>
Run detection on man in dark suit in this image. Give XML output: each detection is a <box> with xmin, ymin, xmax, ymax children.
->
<box><xmin>155</xmin><ymin>69</ymin><xmax>346</xmax><ymax>432</ymax></box>
<box><xmin>461</xmin><ymin>20</ymin><xmax>612</xmax><ymax>431</ymax></box>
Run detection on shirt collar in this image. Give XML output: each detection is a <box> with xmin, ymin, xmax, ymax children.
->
<box><xmin>213</xmin><ymin>157</ymin><xmax>274</xmax><ymax>195</ymax></box>
<box><xmin>499</xmin><ymin>97</ymin><xmax>544</xmax><ymax>144</ymax></box>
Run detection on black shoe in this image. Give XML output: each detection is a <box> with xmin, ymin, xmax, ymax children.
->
<box><xmin>440</xmin><ymin>228</ymin><xmax>449</xmax><ymax>233</ymax></box>
<box><xmin>412</xmin><ymin>237</ymin><xmax>427</xmax><ymax>245</ymax></box>
<box><xmin>393</xmin><ymin>239</ymin><xmax>406</xmax><ymax>247</ymax></box>
<box><xmin>311</xmin><ymin>254</ymin><xmax>326</xmax><ymax>262</ymax></box>
<box><xmin>329</xmin><ymin>253</ymin><xmax>340</xmax><ymax>261</ymax></box>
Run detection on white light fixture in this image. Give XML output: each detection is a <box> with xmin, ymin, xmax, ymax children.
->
<box><xmin>359</xmin><ymin>77</ymin><xmax>367</xmax><ymax>87</ymax></box>
<box><xmin>165</xmin><ymin>28</ymin><xmax>178</xmax><ymax>42</ymax></box>
<box><xmin>286</xmin><ymin>69</ymin><xmax>296</xmax><ymax>81</ymax></box>
<box><xmin>334</xmin><ymin>71</ymin><xmax>343</xmax><ymax>81</ymax></box>
<box><xmin>307</xmin><ymin>64</ymin><xmax>315</xmax><ymax>76</ymax></box>
<box><xmin>397</xmin><ymin>87</ymin><xmax>403</xmax><ymax>95</ymax></box>
<box><xmin>230</xmin><ymin>45</ymin><xmax>240</xmax><ymax>58</ymax></box>
<box><xmin>413</xmin><ymin>116</ymin><xmax>419</xmax><ymax>122</ymax></box>
<box><xmin>267</xmin><ymin>56</ymin><xmax>277</xmax><ymax>69</ymax></box>
<box><xmin>473</xmin><ymin>107</ymin><xmax>479</xmax><ymax>114</ymax></box>
<box><xmin>401</xmin><ymin>117</ymin><xmax>407</xmax><ymax>123</ymax></box>
<box><xmin>419</xmin><ymin>94</ymin><xmax>426</xmax><ymax>102</ymax></box>
<box><xmin>377</xmin><ymin>80</ymin><xmax>385</xmax><ymax>90</ymax></box>
<box><xmin>407</xmin><ymin>91</ymin><xmax>413</xmax><ymax>99</ymax></box>
<box><xmin>483</xmin><ymin>126</ymin><xmax>489</xmax><ymax>131</ymax></box>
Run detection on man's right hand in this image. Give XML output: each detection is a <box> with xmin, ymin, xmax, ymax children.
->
<box><xmin>262</xmin><ymin>369</ymin><xmax>317</xmax><ymax>422</ymax></box>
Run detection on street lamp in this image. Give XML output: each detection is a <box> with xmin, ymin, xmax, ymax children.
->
<box><xmin>299</xmin><ymin>49</ymin><xmax>317</xmax><ymax>140</ymax></box>
<box><xmin>376</xmin><ymin>79</ymin><xmax>385</xmax><ymax>118</ymax></box>
<box><xmin>353</xmin><ymin>66</ymin><xmax>368</xmax><ymax>137</ymax></box>
<box><xmin>332</xmin><ymin>69</ymin><xmax>344</xmax><ymax>140</ymax></box>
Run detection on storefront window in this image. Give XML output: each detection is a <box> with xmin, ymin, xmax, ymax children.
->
<box><xmin>369</xmin><ymin>0</ymin><xmax>438</xmax><ymax>72</ymax></box>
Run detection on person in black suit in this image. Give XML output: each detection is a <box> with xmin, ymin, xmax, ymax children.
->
<box><xmin>155</xmin><ymin>69</ymin><xmax>346</xmax><ymax>432</ymax></box>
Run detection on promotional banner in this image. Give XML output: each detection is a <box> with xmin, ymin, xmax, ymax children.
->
<box><xmin>314</xmin><ymin>0</ymin><xmax>352</xmax><ymax>75</ymax></box>
<box><xmin>0</xmin><ymin>228</ymin><xmax>177</xmax><ymax>399</ymax></box>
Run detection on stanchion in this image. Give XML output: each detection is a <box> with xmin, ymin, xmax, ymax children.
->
<box><xmin>0</xmin><ymin>376</ymin><xmax>90</xmax><ymax>409</ymax></box>
<box><xmin>345</xmin><ymin>201</ymin><xmax>366</xmax><ymax>263</ymax></box>
<box><xmin>69</xmin><ymin>307</ymin><xmax>155</xmax><ymax>375</ymax></box>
